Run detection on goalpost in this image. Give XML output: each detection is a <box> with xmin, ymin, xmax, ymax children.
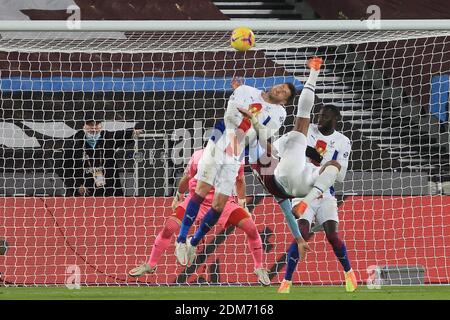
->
<box><xmin>0</xmin><ymin>20</ymin><xmax>449</xmax><ymax>287</ymax></box>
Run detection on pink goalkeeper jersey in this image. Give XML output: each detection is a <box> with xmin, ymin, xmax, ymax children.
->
<box><xmin>177</xmin><ymin>149</ymin><xmax>245</xmax><ymax>228</ymax></box>
<box><xmin>185</xmin><ymin>149</ymin><xmax>245</xmax><ymax>207</ymax></box>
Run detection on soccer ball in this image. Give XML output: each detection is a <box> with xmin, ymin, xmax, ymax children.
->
<box><xmin>230</xmin><ymin>27</ymin><xmax>255</xmax><ymax>51</ymax></box>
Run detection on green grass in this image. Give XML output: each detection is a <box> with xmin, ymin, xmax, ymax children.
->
<box><xmin>0</xmin><ymin>285</ymin><xmax>449</xmax><ymax>300</ymax></box>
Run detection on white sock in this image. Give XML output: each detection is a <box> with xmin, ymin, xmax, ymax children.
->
<box><xmin>296</xmin><ymin>68</ymin><xmax>320</xmax><ymax>118</ymax></box>
<box><xmin>306</xmin><ymin>69</ymin><xmax>319</xmax><ymax>87</ymax></box>
<box><xmin>303</xmin><ymin>165</ymin><xmax>339</xmax><ymax>205</ymax></box>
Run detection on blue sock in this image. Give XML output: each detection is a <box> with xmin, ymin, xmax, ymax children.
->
<box><xmin>190</xmin><ymin>208</ymin><xmax>220</xmax><ymax>246</ymax></box>
<box><xmin>334</xmin><ymin>243</ymin><xmax>351</xmax><ymax>272</ymax></box>
<box><xmin>177</xmin><ymin>193</ymin><xmax>204</xmax><ymax>243</ymax></box>
<box><xmin>284</xmin><ymin>241</ymin><xmax>299</xmax><ymax>281</ymax></box>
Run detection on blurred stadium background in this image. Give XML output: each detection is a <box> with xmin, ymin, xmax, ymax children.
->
<box><xmin>0</xmin><ymin>0</ymin><xmax>449</xmax><ymax>293</ymax></box>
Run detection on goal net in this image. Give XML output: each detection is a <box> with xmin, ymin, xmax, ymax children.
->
<box><xmin>0</xmin><ymin>20</ymin><xmax>449</xmax><ymax>286</ymax></box>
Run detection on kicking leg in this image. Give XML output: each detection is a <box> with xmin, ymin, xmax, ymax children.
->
<box><xmin>293</xmin><ymin>57</ymin><xmax>322</xmax><ymax>135</ymax></box>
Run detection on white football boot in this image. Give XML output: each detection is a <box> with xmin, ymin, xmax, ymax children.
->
<box><xmin>254</xmin><ymin>268</ymin><xmax>271</xmax><ymax>286</ymax></box>
<box><xmin>128</xmin><ymin>263</ymin><xmax>157</xmax><ymax>277</ymax></box>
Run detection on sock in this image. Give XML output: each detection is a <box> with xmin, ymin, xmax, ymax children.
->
<box><xmin>327</xmin><ymin>231</ymin><xmax>352</xmax><ymax>272</ymax></box>
<box><xmin>239</xmin><ymin>218</ymin><xmax>263</xmax><ymax>269</ymax></box>
<box><xmin>148</xmin><ymin>218</ymin><xmax>180</xmax><ymax>267</ymax></box>
<box><xmin>190</xmin><ymin>208</ymin><xmax>221</xmax><ymax>247</ymax></box>
<box><xmin>303</xmin><ymin>165</ymin><xmax>339</xmax><ymax>205</ymax></box>
<box><xmin>284</xmin><ymin>241</ymin><xmax>299</xmax><ymax>281</ymax></box>
<box><xmin>306</xmin><ymin>68</ymin><xmax>319</xmax><ymax>87</ymax></box>
<box><xmin>177</xmin><ymin>193</ymin><xmax>204</xmax><ymax>243</ymax></box>
<box><xmin>296</xmin><ymin>68</ymin><xmax>319</xmax><ymax>118</ymax></box>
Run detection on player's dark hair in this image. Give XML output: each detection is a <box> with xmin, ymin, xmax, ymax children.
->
<box><xmin>285</xmin><ymin>82</ymin><xmax>297</xmax><ymax>105</ymax></box>
<box><xmin>321</xmin><ymin>104</ymin><xmax>341</xmax><ymax>121</ymax></box>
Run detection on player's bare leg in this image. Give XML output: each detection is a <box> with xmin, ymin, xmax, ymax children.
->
<box><xmin>323</xmin><ymin>220</ymin><xmax>357</xmax><ymax>292</ymax></box>
<box><xmin>176</xmin><ymin>180</ymin><xmax>212</xmax><ymax>266</ymax></box>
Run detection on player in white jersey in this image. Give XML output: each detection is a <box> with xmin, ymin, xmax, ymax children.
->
<box><xmin>240</xmin><ymin>57</ymin><xmax>346</xmax><ymax>261</ymax></box>
<box><xmin>277</xmin><ymin>104</ymin><xmax>358</xmax><ymax>293</ymax></box>
<box><xmin>174</xmin><ymin>77</ymin><xmax>296</xmax><ymax>266</ymax></box>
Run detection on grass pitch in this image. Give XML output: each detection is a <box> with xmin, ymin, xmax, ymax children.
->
<box><xmin>0</xmin><ymin>285</ymin><xmax>449</xmax><ymax>300</ymax></box>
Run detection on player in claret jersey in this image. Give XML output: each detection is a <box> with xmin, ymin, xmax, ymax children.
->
<box><xmin>277</xmin><ymin>104</ymin><xmax>357</xmax><ymax>293</ymax></box>
<box><xmin>242</xmin><ymin>57</ymin><xmax>356</xmax><ymax>274</ymax></box>
<box><xmin>129</xmin><ymin>148</ymin><xmax>271</xmax><ymax>285</ymax></box>
<box><xmin>174</xmin><ymin>76</ymin><xmax>296</xmax><ymax>266</ymax></box>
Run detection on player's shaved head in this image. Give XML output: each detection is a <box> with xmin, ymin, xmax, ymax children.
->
<box><xmin>322</xmin><ymin>104</ymin><xmax>341</xmax><ymax>120</ymax></box>
<box><xmin>318</xmin><ymin>104</ymin><xmax>341</xmax><ymax>134</ymax></box>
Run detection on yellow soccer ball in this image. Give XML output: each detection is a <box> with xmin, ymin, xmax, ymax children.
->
<box><xmin>230</xmin><ymin>27</ymin><xmax>255</xmax><ymax>51</ymax></box>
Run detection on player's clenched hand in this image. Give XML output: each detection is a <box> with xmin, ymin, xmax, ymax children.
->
<box><xmin>296</xmin><ymin>237</ymin><xmax>311</xmax><ymax>260</ymax></box>
<box><xmin>238</xmin><ymin>107</ymin><xmax>252</xmax><ymax>118</ymax></box>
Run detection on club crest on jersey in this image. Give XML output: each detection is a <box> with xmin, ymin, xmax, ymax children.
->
<box><xmin>315</xmin><ymin>139</ymin><xmax>327</xmax><ymax>156</ymax></box>
<box><xmin>248</xmin><ymin>102</ymin><xmax>263</xmax><ymax>115</ymax></box>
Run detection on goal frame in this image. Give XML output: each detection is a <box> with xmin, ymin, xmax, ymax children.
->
<box><xmin>0</xmin><ymin>19</ymin><xmax>449</xmax><ymax>32</ymax></box>
<box><xmin>0</xmin><ymin>18</ymin><xmax>449</xmax><ymax>287</ymax></box>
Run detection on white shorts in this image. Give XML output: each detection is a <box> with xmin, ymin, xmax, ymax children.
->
<box><xmin>195</xmin><ymin>140</ymin><xmax>241</xmax><ymax>196</ymax></box>
<box><xmin>274</xmin><ymin>131</ymin><xmax>320</xmax><ymax>197</ymax></box>
<box><xmin>293</xmin><ymin>197</ymin><xmax>339</xmax><ymax>228</ymax></box>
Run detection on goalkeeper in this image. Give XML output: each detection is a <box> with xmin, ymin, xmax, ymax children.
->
<box><xmin>129</xmin><ymin>148</ymin><xmax>271</xmax><ymax>285</ymax></box>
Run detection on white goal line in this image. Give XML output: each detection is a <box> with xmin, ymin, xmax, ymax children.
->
<box><xmin>0</xmin><ymin>19</ymin><xmax>449</xmax><ymax>32</ymax></box>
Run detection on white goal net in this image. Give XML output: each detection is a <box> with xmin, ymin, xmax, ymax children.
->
<box><xmin>0</xmin><ymin>20</ymin><xmax>449</xmax><ymax>286</ymax></box>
